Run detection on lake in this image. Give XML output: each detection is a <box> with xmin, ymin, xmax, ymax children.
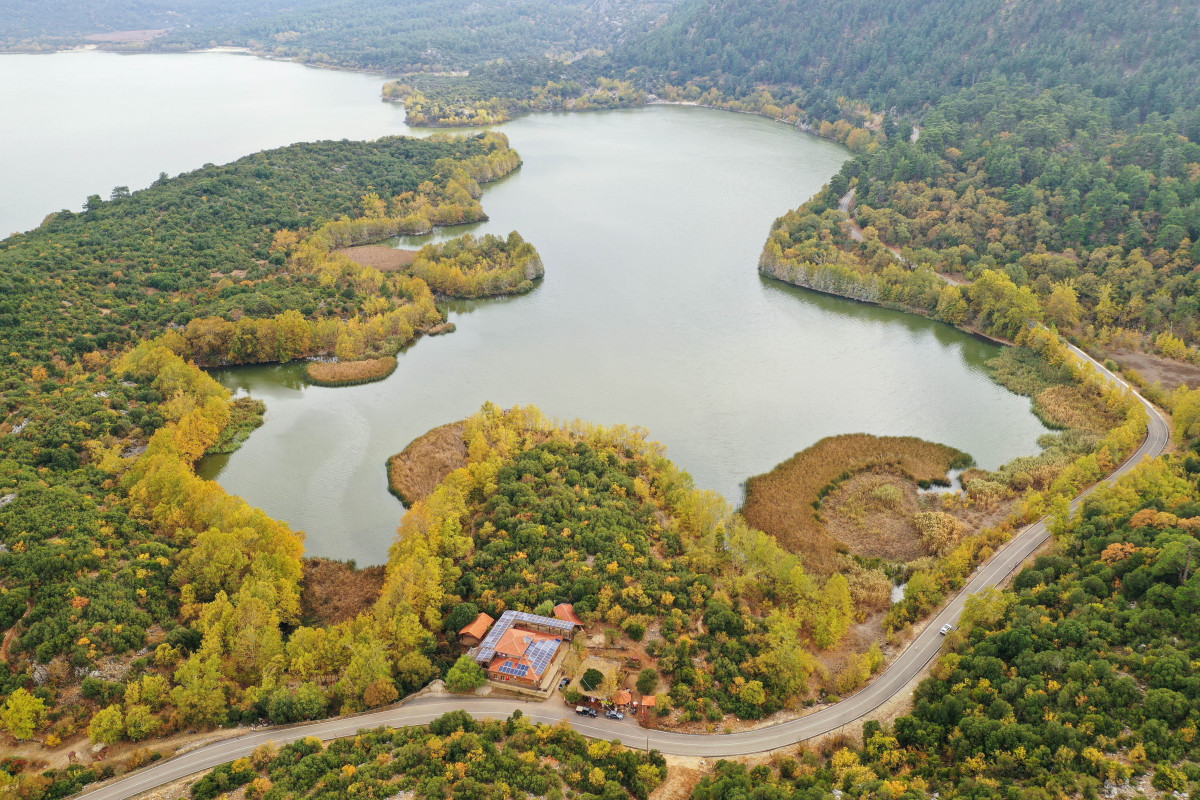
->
<box><xmin>3</xmin><ymin>52</ymin><xmax>1050</xmax><ymax>565</ymax></box>
<box><xmin>0</xmin><ymin>50</ymin><xmax>412</xmax><ymax>236</ymax></box>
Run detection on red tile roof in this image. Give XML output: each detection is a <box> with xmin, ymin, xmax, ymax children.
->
<box><xmin>613</xmin><ymin>690</ymin><xmax>632</xmax><ymax>705</ymax></box>
<box><xmin>493</xmin><ymin>627</ymin><xmax>558</xmax><ymax>658</ymax></box>
<box><xmin>460</xmin><ymin>612</ymin><xmax>494</xmax><ymax>640</ymax></box>
<box><xmin>487</xmin><ymin>627</ymin><xmax>564</xmax><ymax>680</ymax></box>
<box><xmin>553</xmin><ymin>603</ymin><xmax>583</xmax><ymax>625</ymax></box>
<box><xmin>641</xmin><ymin>695</ymin><xmax>657</xmax><ymax>707</ymax></box>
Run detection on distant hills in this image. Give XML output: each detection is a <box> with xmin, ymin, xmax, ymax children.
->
<box><xmin>614</xmin><ymin>0</ymin><xmax>1200</xmax><ymax>123</ymax></box>
<box><xmin>12</xmin><ymin>0</ymin><xmax>1199</xmax><ymax>127</ymax></box>
<box><xmin>2</xmin><ymin>0</ymin><xmax>681</xmax><ymax>73</ymax></box>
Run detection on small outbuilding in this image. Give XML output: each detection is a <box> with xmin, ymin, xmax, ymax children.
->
<box><xmin>613</xmin><ymin>689</ymin><xmax>632</xmax><ymax>707</ymax></box>
<box><xmin>459</xmin><ymin>612</ymin><xmax>495</xmax><ymax>646</ymax></box>
<box><xmin>639</xmin><ymin>694</ymin><xmax>656</xmax><ymax>723</ymax></box>
<box><xmin>553</xmin><ymin>603</ymin><xmax>584</xmax><ymax>626</ymax></box>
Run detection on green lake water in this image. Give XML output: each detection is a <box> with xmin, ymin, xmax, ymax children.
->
<box><xmin>2</xmin><ymin>52</ymin><xmax>1050</xmax><ymax>565</ymax></box>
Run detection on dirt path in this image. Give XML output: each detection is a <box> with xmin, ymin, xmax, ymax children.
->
<box><xmin>838</xmin><ymin>189</ymin><xmax>966</xmax><ymax>285</ymax></box>
<box><xmin>0</xmin><ymin>599</ymin><xmax>33</xmax><ymax>662</ymax></box>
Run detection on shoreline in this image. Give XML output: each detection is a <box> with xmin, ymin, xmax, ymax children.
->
<box><xmin>758</xmin><ymin>271</ymin><xmax>1015</xmax><ymax>349</ymax></box>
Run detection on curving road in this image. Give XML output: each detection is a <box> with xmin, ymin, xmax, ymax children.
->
<box><xmin>76</xmin><ymin>342</ymin><xmax>1170</xmax><ymax>800</ymax></box>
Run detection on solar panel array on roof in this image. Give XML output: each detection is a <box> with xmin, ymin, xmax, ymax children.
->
<box><xmin>476</xmin><ymin>610</ymin><xmax>575</xmax><ymax>663</ymax></box>
<box><xmin>510</xmin><ymin>610</ymin><xmax>576</xmax><ymax>632</ymax></box>
<box><xmin>496</xmin><ymin>660</ymin><xmax>530</xmax><ymax>678</ymax></box>
<box><xmin>526</xmin><ymin>639</ymin><xmax>560</xmax><ymax>677</ymax></box>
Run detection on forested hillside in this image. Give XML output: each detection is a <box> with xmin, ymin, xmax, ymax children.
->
<box><xmin>615</xmin><ymin>0</ymin><xmax>1200</xmax><ymax>124</ymax></box>
<box><xmin>694</xmin><ymin>450</ymin><xmax>1200</xmax><ymax>799</ymax></box>
<box><xmin>760</xmin><ymin>81</ymin><xmax>1200</xmax><ymax>345</ymax></box>
<box><xmin>158</xmin><ymin>0</ymin><xmax>677</xmax><ymax>72</ymax></box>
<box><xmin>3</xmin><ymin>0</ymin><xmax>679</xmax><ymax>70</ymax></box>
<box><xmin>0</xmin><ymin>0</ymin><xmax>315</xmax><ymax>44</ymax></box>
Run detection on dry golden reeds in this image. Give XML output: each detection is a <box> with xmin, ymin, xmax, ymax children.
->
<box><xmin>304</xmin><ymin>356</ymin><xmax>397</xmax><ymax>387</ymax></box>
<box><xmin>1034</xmin><ymin>384</ymin><xmax>1122</xmax><ymax>433</ymax></box>
<box><xmin>741</xmin><ymin>434</ymin><xmax>971</xmax><ymax>573</ymax></box>
<box><xmin>386</xmin><ymin>421</ymin><xmax>469</xmax><ymax>505</ymax></box>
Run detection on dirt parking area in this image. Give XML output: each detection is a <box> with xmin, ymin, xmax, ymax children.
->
<box><xmin>1109</xmin><ymin>348</ymin><xmax>1200</xmax><ymax>391</ymax></box>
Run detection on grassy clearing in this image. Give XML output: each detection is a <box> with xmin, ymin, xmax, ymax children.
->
<box><xmin>203</xmin><ymin>396</ymin><xmax>265</xmax><ymax>456</ymax></box>
<box><xmin>304</xmin><ymin>355</ymin><xmax>397</xmax><ymax>387</ymax></box>
<box><xmin>386</xmin><ymin>420</ymin><xmax>468</xmax><ymax>505</ymax></box>
<box><xmin>741</xmin><ymin>434</ymin><xmax>972</xmax><ymax>574</ymax></box>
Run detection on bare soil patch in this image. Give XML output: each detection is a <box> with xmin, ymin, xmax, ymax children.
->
<box><xmin>1109</xmin><ymin>348</ymin><xmax>1200</xmax><ymax>391</ymax></box>
<box><xmin>335</xmin><ymin>245</ymin><xmax>418</xmax><ymax>272</ymax></box>
<box><xmin>300</xmin><ymin>558</ymin><xmax>386</xmax><ymax>626</ymax></box>
<box><xmin>653</xmin><ymin>757</ymin><xmax>709</xmax><ymax>800</ymax></box>
<box><xmin>386</xmin><ymin>421</ymin><xmax>468</xmax><ymax>505</ymax></box>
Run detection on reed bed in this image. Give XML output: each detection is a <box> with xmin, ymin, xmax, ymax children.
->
<box><xmin>1034</xmin><ymin>384</ymin><xmax>1122</xmax><ymax>433</ymax></box>
<box><xmin>386</xmin><ymin>421</ymin><xmax>469</xmax><ymax>505</ymax></box>
<box><xmin>741</xmin><ymin>433</ymin><xmax>972</xmax><ymax>573</ymax></box>
<box><xmin>304</xmin><ymin>356</ymin><xmax>397</xmax><ymax>387</ymax></box>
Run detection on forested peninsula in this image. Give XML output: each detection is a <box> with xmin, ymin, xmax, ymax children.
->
<box><xmin>0</xmin><ymin>132</ymin><xmax>544</xmax><ymax>790</ymax></box>
<box><xmin>4</xmin><ymin>0</ymin><xmax>1200</xmax><ymax>798</ymax></box>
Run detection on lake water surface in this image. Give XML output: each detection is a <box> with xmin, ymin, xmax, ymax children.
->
<box><xmin>3</xmin><ymin>52</ymin><xmax>1050</xmax><ymax>565</ymax></box>
<box><xmin>0</xmin><ymin>51</ymin><xmax>411</xmax><ymax>236</ymax></box>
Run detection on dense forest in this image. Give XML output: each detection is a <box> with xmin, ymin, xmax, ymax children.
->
<box><xmin>613</xmin><ymin>0</ymin><xmax>1200</xmax><ymax>125</ymax></box>
<box><xmin>182</xmin><ymin>711</ymin><xmax>665</xmax><ymax>800</ymax></box>
<box><xmin>0</xmin><ymin>132</ymin><xmax>535</xmax><ymax>781</ymax></box>
<box><xmin>390</xmin><ymin>76</ymin><xmax>646</xmax><ymax>127</ymax></box>
<box><xmin>694</xmin><ymin>445</ymin><xmax>1200</xmax><ymax>799</ymax></box>
<box><xmin>88</xmin><ymin>0</ymin><xmax>674</xmax><ymax>72</ymax></box>
<box><xmin>378</xmin><ymin>404</ymin><xmax>857</xmax><ymax>721</ymax></box>
<box><xmin>1</xmin><ymin>0</ymin><xmax>677</xmax><ymax>64</ymax></box>
<box><xmin>411</xmin><ymin>231</ymin><xmax>544</xmax><ymax>297</ymax></box>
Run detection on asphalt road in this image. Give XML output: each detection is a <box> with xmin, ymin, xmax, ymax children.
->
<box><xmin>76</xmin><ymin>343</ymin><xmax>1170</xmax><ymax>800</ymax></box>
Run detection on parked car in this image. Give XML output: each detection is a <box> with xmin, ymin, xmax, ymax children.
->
<box><xmin>559</xmin><ymin>677</ymin><xmax>570</xmax><ymax>690</ymax></box>
<box><xmin>939</xmin><ymin>623</ymin><xmax>953</xmax><ymax>635</ymax></box>
<box><xmin>605</xmin><ymin>709</ymin><xmax>624</xmax><ymax>720</ymax></box>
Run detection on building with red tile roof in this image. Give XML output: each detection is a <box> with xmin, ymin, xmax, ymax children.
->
<box><xmin>639</xmin><ymin>694</ymin><xmax>656</xmax><ymax>722</ymax></box>
<box><xmin>553</xmin><ymin>603</ymin><xmax>583</xmax><ymax>626</ymax></box>
<box><xmin>458</xmin><ymin>612</ymin><xmax>494</xmax><ymax>646</ymax></box>
<box><xmin>472</xmin><ymin>610</ymin><xmax>578</xmax><ymax>689</ymax></box>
